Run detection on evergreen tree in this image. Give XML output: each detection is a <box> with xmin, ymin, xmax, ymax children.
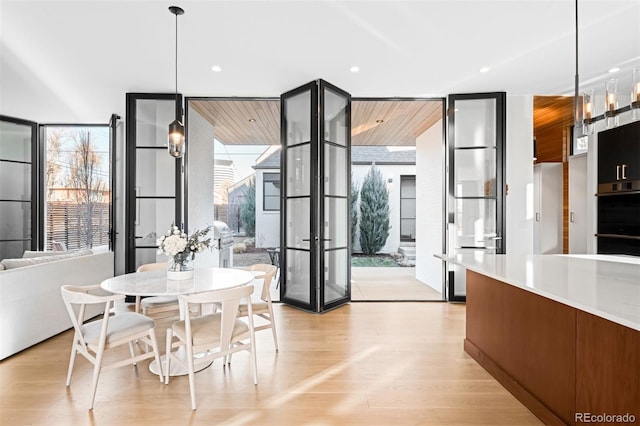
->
<box><xmin>350</xmin><ymin>173</ymin><xmax>359</xmax><ymax>252</ymax></box>
<box><xmin>240</xmin><ymin>178</ymin><xmax>256</xmax><ymax>237</ymax></box>
<box><xmin>359</xmin><ymin>165</ymin><xmax>390</xmax><ymax>254</ymax></box>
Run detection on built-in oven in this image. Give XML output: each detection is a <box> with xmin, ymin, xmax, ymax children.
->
<box><xmin>597</xmin><ymin>192</ymin><xmax>640</xmax><ymax>255</ymax></box>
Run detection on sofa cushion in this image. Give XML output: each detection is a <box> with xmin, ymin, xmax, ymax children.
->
<box><xmin>0</xmin><ymin>263</ymin><xmax>4</xmax><ymax>271</ymax></box>
<box><xmin>1</xmin><ymin>249</ymin><xmax>92</xmax><ymax>270</ymax></box>
<box><xmin>22</xmin><ymin>250</ymin><xmax>70</xmax><ymax>258</ymax></box>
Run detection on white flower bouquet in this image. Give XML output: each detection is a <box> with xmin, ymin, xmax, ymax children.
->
<box><xmin>157</xmin><ymin>224</ymin><xmax>213</xmax><ymax>272</ymax></box>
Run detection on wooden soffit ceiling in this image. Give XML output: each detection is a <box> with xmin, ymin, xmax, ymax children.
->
<box><xmin>190</xmin><ymin>99</ymin><xmax>443</xmax><ymax>146</ymax></box>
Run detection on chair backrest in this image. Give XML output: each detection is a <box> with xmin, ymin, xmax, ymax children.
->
<box><xmin>246</xmin><ymin>264</ymin><xmax>276</xmax><ymax>302</ymax></box>
<box><xmin>136</xmin><ymin>262</ymin><xmax>167</xmax><ymax>272</ymax></box>
<box><xmin>178</xmin><ymin>284</ymin><xmax>254</xmax><ymax>349</ymax></box>
<box><xmin>60</xmin><ymin>284</ymin><xmax>123</xmax><ymax>348</ymax></box>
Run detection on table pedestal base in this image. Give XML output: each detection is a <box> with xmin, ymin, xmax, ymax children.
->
<box><xmin>149</xmin><ymin>350</ymin><xmax>213</xmax><ymax>377</ymax></box>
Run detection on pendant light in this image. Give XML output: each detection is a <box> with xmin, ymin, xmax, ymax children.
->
<box><xmin>168</xmin><ymin>6</ymin><xmax>185</xmax><ymax>158</ymax></box>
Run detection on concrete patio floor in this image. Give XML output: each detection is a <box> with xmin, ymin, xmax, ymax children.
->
<box><xmin>351</xmin><ymin>267</ymin><xmax>443</xmax><ymax>301</ymax></box>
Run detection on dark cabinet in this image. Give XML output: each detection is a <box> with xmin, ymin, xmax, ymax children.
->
<box><xmin>597</xmin><ymin>121</ymin><xmax>640</xmax><ymax>186</ymax></box>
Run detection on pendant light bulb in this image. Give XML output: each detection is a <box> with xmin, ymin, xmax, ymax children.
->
<box><xmin>168</xmin><ymin>6</ymin><xmax>185</xmax><ymax>158</ymax></box>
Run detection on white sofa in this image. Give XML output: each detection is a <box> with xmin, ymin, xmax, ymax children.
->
<box><xmin>0</xmin><ymin>251</ymin><xmax>114</xmax><ymax>360</ymax></box>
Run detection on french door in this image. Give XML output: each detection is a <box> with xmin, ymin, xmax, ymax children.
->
<box><xmin>280</xmin><ymin>80</ymin><xmax>351</xmax><ymax>312</ymax></box>
<box><xmin>0</xmin><ymin>115</ymin><xmax>38</xmax><ymax>259</ymax></box>
<box><xmin>125</xmin><ymin>93</ymin><xmax>183</xmax><ymax>273</ymax></box>
<box><xmin>446</xmin><ymin>93</ymin><xmax>506</xmax><ymax>301</ymax></box>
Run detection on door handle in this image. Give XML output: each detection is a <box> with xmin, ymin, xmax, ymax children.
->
<box><xmin>616</xmin><ymin>165</ymin><xmax>621</xmax><ymax>180</ymax></box>
<box><xmin>489</xmin><ymin>236</ymin><xmax>502</xmax><ymax>240</ymax></box>
<box><xmin>570</xmin><ymin>212</ymin><xmax>575</xmax><ymax>223</ymax></box>
<box><xmin>622</xmin><ymin>164</ymin><xmax>627</xmax><ymax>180</ymax></box>
<box><xmin>536</xmin><ymin>213</ymin><xmax>540</xmax><ymax>222</ymax></box>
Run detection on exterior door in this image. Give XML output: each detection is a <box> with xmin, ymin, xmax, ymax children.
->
<box><xmin>125</xmin><ymin>93</ymin><xmax>183</xmax><ymax>273</ymax></box>
<box><xmin>280</xmin><ymin>80</ymin><xmax>351</xmax><ymax>313</ymax></box>
<box><xmin>0</xmin><ymin>115</ymin><xmax>38</xmax><ymax>259</ymax></box>
<box><xmin>446</xmin><ymin>93</ymin><xmax>506</xmax><ymax>301</ymax></box>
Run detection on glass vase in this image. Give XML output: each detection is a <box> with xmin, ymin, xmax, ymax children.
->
<box><xmin>167</xmin><ymin>256</ymin><xmax>194</xmax><ymax>280</ymax></box>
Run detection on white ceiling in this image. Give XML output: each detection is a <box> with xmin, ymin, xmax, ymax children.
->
<box><xmin>1</xmin><ymin>0</ymin><xmax>639</xmax><ymax>123</ymax></box>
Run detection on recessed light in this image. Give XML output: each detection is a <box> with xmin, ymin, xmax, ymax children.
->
<box><xmin>376</xmin><ymin>119</ymin><xmax>384</xmax><ymax>124</ymax></box>
<box><xmin>211</xmin><ymin>65</ymin><xmax>222</xmax><ymax>72</ymax></box>
<box><xmin>608</xmin><ymin>67</ymin><xmax>620</xmax><ymax>73</ymax></box>
<box><xmin>350</xmin><ymin>66</ymin><xmax>360</xmax><ymax>73</ymax></box>
<box><xmin>479</xmin><ymin>67</ymin><xmax>491</xmax><ymax>73</ymax></box>
<box><xmin>248</xmin><ymin>118</ymin><xmax>256</xmax><ymax>122</ymax></box>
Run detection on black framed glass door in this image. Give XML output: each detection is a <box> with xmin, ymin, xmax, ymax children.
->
<box><xmin>0</xmin><ymin>115</ymin><xmax>38</xmax><ymax>259</ymax></box>
<box><xmin>125</xmin><ymin>93</ymin><xmax>183</xmax><ymax>273</ymax></box>
<box><xmin>446</xmin><ymin>93</ymin><xmax>506</xmax><ymax>302</ymax></box>
<box><xmin>280</xmin><ymin>80</ymin><xmax>351</xmax><ymax>313</ymax></box>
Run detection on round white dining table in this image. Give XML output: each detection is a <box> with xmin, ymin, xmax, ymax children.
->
<box><xmin>100</xmin><ymin>267</ymin><xmax>254</xmax><ymax>377</ymax></box>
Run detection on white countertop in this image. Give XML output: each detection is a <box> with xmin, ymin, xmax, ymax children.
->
<box><xmin>443</xmin><ymin>254</ymin><xmax>640</xmax><ymax>331</ymax></box>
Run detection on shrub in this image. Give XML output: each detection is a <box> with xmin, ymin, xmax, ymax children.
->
<box><xmin>350</xmin><ymin>173</ymin><xmax>359</xmax><ymax>252</ymax></box>
<box><xmin>359</xmin><ymin>165</ymin><xmax>390</xmax><ymax>254</ymax></box>
<box><xmin>240</xmin><ymin>179</ymin><xmax>256</xmax><ymax>237</ymax></box>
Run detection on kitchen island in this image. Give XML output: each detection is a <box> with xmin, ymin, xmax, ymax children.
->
<box><xmin>446</xmin><ymin>254</ymin><xmax>639</xmax><ymax>425</ymax></box>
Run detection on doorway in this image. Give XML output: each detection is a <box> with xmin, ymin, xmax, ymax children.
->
<box><xmin>185</xmin><ymin>95</ymin><xmax>446</xmax><ymax>304</ymax></box>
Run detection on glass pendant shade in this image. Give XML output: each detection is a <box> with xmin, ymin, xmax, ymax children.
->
<box><xmin>633</xmin><ymin>67</ymin><xmax>640</xmax><ymax>120</ymax></box>
<box><xmin>605</xmin><ymin>78</ymin><xmax>618</xmax><ymax>128</ymax></box>
<box><xmin>168</xmin><ymin>119</ymin><xmax>185</xmax><ymax>158</ymax></box>
<box><xmin>582</xmin><ymin>89</ymin><xmax>594</xmax><ymax>135</ymax></box>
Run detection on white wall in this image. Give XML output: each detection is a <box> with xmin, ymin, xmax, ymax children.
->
<box><xmin>506</xmin><ymin>95</ymin><xmax>534</xmax><ymax>255</ymax></box>
<box><xmin>415</xmin><ymin>119</ymin><xmax>444</xmax><ymax>292</ymax></box>
<box><xmin>352</xmin><ymin>163</ymin><xmax>416</xmax><ymax>253</ymax></box>
<box><xmin>187</xmin><ymin>107</ymin><xmax>217</xmax><ymax>267</ymax></box>
<box><xmin>255</xmin><ymin>169</ymin><xmax>280</xmax><ymax>249</ymax></box>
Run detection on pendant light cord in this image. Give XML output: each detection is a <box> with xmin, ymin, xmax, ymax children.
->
<box><xmin>574</xmin><ymin>0</ymin><xmax>579</xmax><ymax>128</ymax></box>
<box><xmin>175</xmin><ymin>11</ymin><xmax>178</xmax><ymax>100</ymax></box>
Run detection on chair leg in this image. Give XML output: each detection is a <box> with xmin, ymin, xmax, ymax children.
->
<box><xmin>128</xmin><ymin>341</ymin><xmax>139</xmax><ymax>377</ymax></box>
<box><xmin>185</xmin><ymin>340</ymin><xmax>197</xmax><ymax>410</ymax></box>
<box><xmin>65</xmin><ymin>339</ymin><xmax>79</xmax><ymax>386</ymax></box>
<box><xmin>164</xmin><ymin>328</ymin><xmax>172</xmax><ymax>385</ymax></box>
<box><xmin>88</xmin><ymin>348</ymin><xmax>105</xmax><ymax>410</ymax></box>
<box><xmin>135</xmin><ymin>296</ymin><xmax>141</xmax><ymax>313</ymax></box>
<box><xmin>268</xmin><ymin>307</ymin><xmax>279</xmax><ymax>352</ymax></box>
<box><xmin>147</xmin><ymin>328</ymin><xmax>163</xmax><ymax>383</ymax></box>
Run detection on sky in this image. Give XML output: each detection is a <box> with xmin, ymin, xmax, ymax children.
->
<box><xmin>214</xmin><ymin>140</ymin><xmax>270</xmax><ymax>182</ymax></box>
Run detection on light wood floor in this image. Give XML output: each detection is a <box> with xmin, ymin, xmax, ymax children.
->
<box><xmin>0</xmin><ymin>303</ymin><xmax>541</xmax><ymax>425</ymax></box>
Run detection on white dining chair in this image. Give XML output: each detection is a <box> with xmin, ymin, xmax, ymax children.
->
<box><xmin>134</xmin><ymin>262</ymin><xmax>180</xmax><ymax>316</ymax></box>
<box><xmin>165</xmin><ymin>284</ymin><xmax>258</xmax><ymax>410</ymax></box>
<box><xmin>238</xmin><ymin>264</ymin><xmax>279</xmax><ymax>351</ymax></box>
<box><xmin>60</xmin><ymin>284</ymin><xmax>163</xmax><ymax>410</ymax></box>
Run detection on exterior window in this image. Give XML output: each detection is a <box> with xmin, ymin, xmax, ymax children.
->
<box><xmin>44</xmin><ymin>126</ymin><xmax>111</xmax><ymax>250</ymax></box>
<box><xmin>263</xmin><ymin>172</ymin><xmax>280</xmax><ymax>211</ymax></box>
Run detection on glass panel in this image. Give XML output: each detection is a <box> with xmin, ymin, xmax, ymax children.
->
<box><xmin>0</xmin><ymin>161</ymin><xmax>30</xmax><ymax>200</ymax></box>
<box><xmin>324</xmin><ymin>248</ymin><xmax>348</xmax><ymax>303</ymax></box>
<box><xmin>284</xmin><ymin>249</ymin><xmax>311</xmax><ymax>304</ymax></box>
<box><xmin>135</xmin><ymin>149</ymin><xmax>176</xmax><ymax>197</ymax></box>
<box><xmin>0</xmin><ymin>121</ymin><xmax>31</xmax><ymax>162</ymax></box>
<box><xmin>324</xmin><ymin>89</ymin><xmax>348</xmax><ymax>146</ymax></box>
<box><xmin>286</xmin><ymin>144</ymin><xmax>310</xmax><ymax>197</ymax></box>
<box><xmin>285</xmin><ymin>91</ymin><xmax>311</xmax><ymax>146</ymax></box>
<box><xmin>323</xmin><ymin>144</ymin><xmax>347</xmax><ymax>196</ymax></box>
<box><xmin>136</xmin><ymin>99</ymin><xmax>176</xmax><ymax>147</ymax></box>
<box><xmin>401</xmin><ymin>199</ymin><xmax>416</xmax><ymax>217</ymax></box>
<box><xmin>454</xmin><ymin>99</ymin><xmax>496</xmax><ymax>148</ymax></box>
<box><xmin>401</xmin><ymin>178</ymin><xmax>416</xmax><ymax>197</ymax></box>
<box><xmin>0</xmin><ymin>239</ymin><xmax>30</xmax><ymax>261</ymax></box>
<box><xmin>135</xmin><ymin>198</ymin><xmax>176</xmax><ymax>247</ymax></box>
<box><xmin>400</xmin><ymin>219</ymin><xmax>416</xmax><ymax>240</ymax></box>
<box><xmin>135</xmin><ymin>247</ymin><xmax>164</xmax><ymax>270</ymax></box>
<box><xmin>454</xmin><ymin>148</ymin><xmax>496</xmax><ymax>196</ymax></box>
<box><xmin>286</xmin><ymin>198</ymin><xmax>310</xmax><ymax>249</ymax></box>
<box><xmin>324</xmin><ymin>197</ymin><xmax>347</xmax><ymax>249</ymax></box>
<box><xmin>452</xmin><ymin>198</ymin><xmax>497</xmax><ymax>249</ymax></box>
<box><xmin>0</xmin><ymin>201</ymin><xmax>31</xmax><ymax>240</ymax></box>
